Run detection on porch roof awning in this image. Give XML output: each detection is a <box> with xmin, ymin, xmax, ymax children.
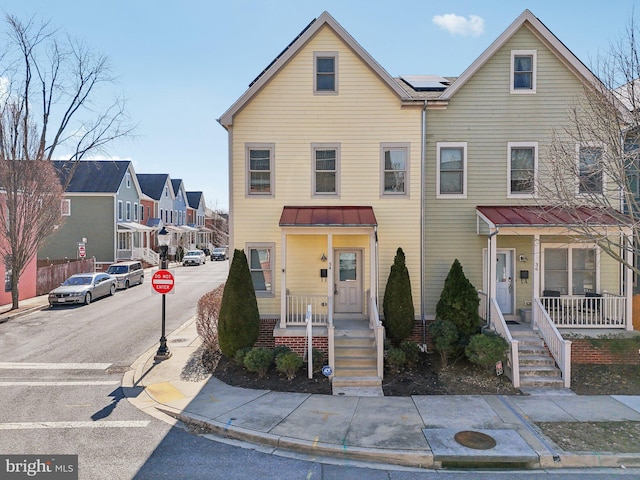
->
<box><xmin>117</xmin><ymin>221</ymin><xmax>155</xmax><ymax>232</ymax></box>
<box><xmin>477</xmin><ymin>205</ymin><xmax>624</xmax><ymax>228</ymax></box>
<box><xmin>279</xmin><ymin>206</ymin><xmax>377</xmax><ymax>227</ymax></box>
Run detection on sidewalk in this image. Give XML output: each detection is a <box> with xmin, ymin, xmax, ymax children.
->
<box><xmin>123</xmin><ymin>316</ymin><xmax>640</xmax><ymax>470</ymax></box>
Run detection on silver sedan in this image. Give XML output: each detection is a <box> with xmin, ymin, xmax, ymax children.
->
<box><xmin>48</xmin><ymin>272</ymin><xmax>117</xmax><ymax>307</ymax></box>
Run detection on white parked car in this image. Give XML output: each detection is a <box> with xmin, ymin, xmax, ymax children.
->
<box><xmin>183</xmin><ymin>249</ymin><xmax>206</xmax><ymax>266</ymax></box>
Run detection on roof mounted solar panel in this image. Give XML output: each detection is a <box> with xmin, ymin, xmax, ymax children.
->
<box><xmin>400</xmin><ymin>75</ymin><xmax>450</xmax><ymax>91</ymax></box>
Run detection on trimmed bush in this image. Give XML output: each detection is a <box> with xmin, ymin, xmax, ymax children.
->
<box><xmin>465</xmin><ymin>333</ymin><xmax>509</xmax><ymax>372</ymax></box>
<box><xmin>273</xmin><ymin>345</ymin><xmax>292</xmax><ymax>360</ymax></box>
<box><xmin>311</xmin><ymin>348</ymin><xmax>326</xmax><ymax>372</ymax></box>
<box><xmin>400</xmin><ymin>341</ymin><xmax>421</xmax><ymax>367</ymax></box>
<box><xmin>429</xmin><ymin>319</ymin><xmax>459</xmax><ymax>367</ymax></box>
<box><xmin>386</xmin><ymin>347</ymin><xmax>407</xmax><ymax>373</ymax></box>
<box><xmin>276</xmin><ymin>351</ymin><xmax>303</xmax><ymax>380</ymax></box>
<box><xmin>243</xmin><ymin>348</ymin><xmax>274</xmax><ymax>378</ymax></box>
<box><xmin>435</xmin><ymin>259</ymin><xmax>481</xmax><ymax>346</ymax></box>
<box><xmin>382</xmin><ymin>248</ymin><xmax>415</xmax><ymax>346</ymax></box>
<box><xmin>218</xmin><ymin>249</ymin><xmax>260</xmax><ymax>358</ymax></box>
<box><xmin>233</xmin><ymin>346</ymin><xmax>252</xmax><ymax>366</ymax></box>
<box><xmin>196</xmin><ymin>283</ymin><xmax>225</xmax><ymax>352</ymax></box>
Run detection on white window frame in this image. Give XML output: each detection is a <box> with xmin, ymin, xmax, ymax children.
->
<box><xmin>126</xmin><ymin>201</ymin><xmax>131</xmax><ymax>221</ymax></box>
<box><xmin>311</xmin><ymin>143</ymin><xmax>340</xmax><ymax>197</ymax></box>
<box><xmin>511</xmin><ymin>50</ymin><xmax>537</xmax><ymax>94</ymax></box>
<box><xmin>61</xmin><ymin>199</ymin><xmax>71</xmax><ymax>216</ymax></box>
<box><xmin>126</xmin><ymin>172</ymin><xmax>131</xmax><ymax>188</ymax></box>
<box><xmin>507</xmin><ymin>141</ymin><xmax>538</xmax><ymax>198</ymax></box>
<box><xmin>576</xmin><ymin>144</ymin><xmax>605</xmax><ymax>195</ymax></box>
<box><xmin>437</xmin><ymin>142</ymin><xmax>467</xmax><ymax>198</ymax></box>
<box><xmin>314</xmin><ymin>51</ymin><xmax>338</xmax><ymax>95</ymax></box>
<box><xmin>134</xmin><ymin>202</ymin><xmax>138</xmax><ymax>221</ymax></box>
<box><xmin>118</xmin><ymin>200</ymin><xmax>123</xmax><ymax>221</ymax></box>
<box><xmin>246</xmin><ymin>242</ymin><xmax>275</xmax><ymax>297</ymax></box>
<box><xmin>541</xmin><ymin>243</ymin><xmax>600</xmax><ymax>295</ymax></box>
<box><xmin>246</xmin><ymin>143</ymin><xmax>275</xmax><ymax>197</ymax></box>
<box><xmin>379</xmin><ymin>143</ymin><xmax>410</xmax><ymax>197</ymax></box>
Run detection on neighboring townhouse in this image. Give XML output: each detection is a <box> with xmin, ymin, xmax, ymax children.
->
<box><xmin>186</xmin><ymin>191</ymin><xmax>212</xmax><ymax>248</ymax></box>
<box><xmin>0</xmin><ymin>235</ymin><xmax>36</xmax><ymax>307</ymax></box>
<box><xmin>219</xmin><ymin>11</ymin><xmax>425</xmax><ymax>386</ymax></box>
<box><xmin>40</xmin><ymin>161</ymin><xmax>156</xmax><ymax>269</ymax></box>
<box><xmin>137</xmin><ymin>173</ymin><xmax>181</xmax><ymax>255</ymax></box>
<box><xmin>171</xmin><ymin>179</ymin><xmax>189</xmax><ymax>226</ymax></box>
<box><xmin>220</xmin><ymin>10</ymin><xmax>636</xmax><ymax>389</ymax></box>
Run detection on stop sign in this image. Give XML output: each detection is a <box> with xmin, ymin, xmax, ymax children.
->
<box><xmin>151</xmin><ymin>269</ymin><xmax>174</xmax><ymax>294</ymax></box>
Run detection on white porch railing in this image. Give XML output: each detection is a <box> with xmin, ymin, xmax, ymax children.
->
<box><xmin>285</xmin><ymin>295</ymin><xmax>328</xmax><ymax>326</ymax></box>
<box><xmin>539</xmin><ymin>293</ymin><xmax>626</xmax><ymax>328</ymax></box>
<box><xmin>368</xmin><ymin>294</ymin><xmax>385</xmax><ymax>380</ymax></box>
<box><xmin>142</xmin><ymin>248</ymin><xmax>159</xmax><ymax>266</ymax></box>
<box><xmin>533</xmin><ymin>298</ymin><xmax>572</xmax><ymax>388</ymax></box>
<box><xmin>489</xmin><ymin>298</ymin><xmax>520</xmax><ymax>388</ymax></box>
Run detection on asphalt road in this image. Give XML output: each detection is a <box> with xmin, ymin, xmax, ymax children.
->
<box><xmin>1</xmin><ymin>259</ymin><xmax>640</xmax><ymax>479</ymax></box>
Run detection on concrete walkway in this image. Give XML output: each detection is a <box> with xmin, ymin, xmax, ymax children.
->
<box><xmin>122</xmin><ymin>316</ymin><xmax>640</xmax><ymax>470</ymax></box>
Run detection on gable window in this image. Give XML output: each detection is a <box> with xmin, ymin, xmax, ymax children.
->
<box><xmin>511</xmin><ymin>50</ymin><xmax>536</xmax><ymax>93</ymax></box>
<box><xmin>543</xmin><ymin>245</ymin><xmax>598</xmax><ymax>295</ymax></box>
<box><xmin>314</xmin><ymin>52</ymin><xmax>338</xmax><ymax>94</ymax></box>
<box><xmin>312</xmin><ymin>144</ymin><xmax>339</xmax><ymax>195</ymax></box>
<box><xmin>508</xmin><ymin>142</ymin><xmax>537</xmax><ymax>196</ymax></box>
<box><xmin>247</xmin><ymin>243</ymin><xmax>274</xmax><ymax>296</ymax></box>
<box><xmin>126</xmin><ymin>202</ymin><xmax>131</xmax><ymax>221</ymax></box>
<box><xmin>126</xmin><ymin>172</ymin><xmax>131</xmax><ymax>188</ymax></box>
<box><xmin>61</xmin><ymin>199</ymin><xmax>71</xmax><ymax>216</ymax></box>
<box><xmin>246</xmin><ymin>143</ymin><xmax>274</xmax><ymax>196</ymax></box>
<box><xmin>437</xmin><ymin>142</ymin><xmax>467</xmax><ymax>198</ymax></box>
<box><xmin>118</xmin><ymin>201</ymin><xmax>123</xmax><ymax>221</ymax></box>
<box><xmin>578</xmin><ymin>146</ymin><xmax>604</xmax><ymax>194</ymax></box>
<box><xmin>381</xmin><ymin>143</ymin><xmax>409</xmax><ymax>196</ymax></box>
<box><xmin>164</xmin><ymin>187</ymin><xmax>168</xmax><ymax>197</ymax></box>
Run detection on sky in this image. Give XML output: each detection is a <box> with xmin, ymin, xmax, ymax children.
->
<box><xmin>1</xmin><ymin>0</ymin><xmax>637</xmax><ymax>212</ymax></box>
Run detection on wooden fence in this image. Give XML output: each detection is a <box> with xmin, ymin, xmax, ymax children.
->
<box><xmin>36</xmin><ymin>258</ymin><xmax>95</xmax><ymax>296</ymax></box>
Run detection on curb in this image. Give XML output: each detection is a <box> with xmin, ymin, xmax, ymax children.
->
<box><xmin>0</xmin><ymin>304</ymin><xmax>49</xmax><ymax>324</ymax></box>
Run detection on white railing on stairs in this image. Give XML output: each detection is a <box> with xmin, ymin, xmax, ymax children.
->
<box><xmin>533</xmin><ymin>298</ymin><xmax>572</xmax><ymax>388</ymax></box>
<box><xmin>489</xmin><ymin>298</ymin><xmax>520</xmax><ymax>388</ymax></box>
<box><xmin>368</xmin><ymin>294</ymin><xmax>384</xmax><ymax>380</ymax></box>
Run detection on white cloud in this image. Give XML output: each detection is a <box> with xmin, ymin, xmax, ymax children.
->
<box><xmin>433</xmin><ymin>13</ymin><xmax>485</xmax><ymax>37</ymax></box>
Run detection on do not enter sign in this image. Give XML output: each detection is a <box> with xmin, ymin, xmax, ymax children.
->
<box><xmin>151</xmin><ymin>270</ymin><xmax>174</xmax><ymax>294</ymax></box>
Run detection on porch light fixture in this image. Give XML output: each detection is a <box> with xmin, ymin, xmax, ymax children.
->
<box><xmin>320</xmin><ymin>253</ymin><xmax>327</xmax><ymax>262</ymax></box>
<box><xmin>519</xmin><ymin>254</ymin><xmax>528</xmax><ymax>262</ymax></box>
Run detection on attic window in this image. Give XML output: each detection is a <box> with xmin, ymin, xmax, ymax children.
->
<box><xmin>314</xmin><ymin>52</ymin><xmax>338</xmax><ymax>94</ymax></box>
<box><xmin>511</xmin><ymin>50</ymin><xmax>536</xmax><ymax>94</ymax></box>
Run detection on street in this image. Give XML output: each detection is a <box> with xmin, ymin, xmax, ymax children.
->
<box><xmin>0</xmin><ymin>260</ymin><xmax>639</xmax><ymax>479</ymax></box>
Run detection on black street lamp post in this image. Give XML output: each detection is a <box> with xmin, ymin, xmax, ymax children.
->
<box><xmin>155</xmin><ymin>226</ymin><xmax>171</xmax><ymax>360</ymax></box>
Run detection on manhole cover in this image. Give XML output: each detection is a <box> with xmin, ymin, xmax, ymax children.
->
<box><xmin>105</xmin><ymin>365</ymin><xmax>131</xmax><ymax>374</ymax></box>
<box><xmin>453</xmin><ymin>430</ymin><xmax>497</xmax><ymax>450</ymax></box>
<box><xmin>169</xmin><ymin>338</ymin><xmax>188</xmax><ymax>343</ymax></box>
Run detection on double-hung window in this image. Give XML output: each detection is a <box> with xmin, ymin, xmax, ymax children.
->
<box><xmin>508</xmin><ymin>142</ymin><xmax>537</xmax><ymax>197</ymax></box>
<box><xmin>126</xmin><ymin>202</ymin><xmax>131</xmax><ymax>221</ymax></box>
<box><xmin>314</xmin><ymin>52</ymin><xmax>338</xmax><ymax>94</ymax></box>
<box><xmin>381</xmin><ymin>143</ymin><xmax>409</xmax><ymax>195</ymax></box>
<box><xmin>118</xmin><ymin>201</ymin><xmax>123</xmax><ymax>221</ymax></box>
<box><xmin>61</xmin><ymin>199</ymin><xmax>71</xmax><ymax>216</ymax></box>
<box><xmin>543</xmin><ymin>245</ymin><xmax>598</xmax><ymax>295</ymax></box>
<box><xmin>246</xmin><ymin>144</ymin><xmax>275</xmax><ymax>196</ymax></box>
<box><xmin>578</xmin><ymin>146</ymin><xmax>604</xmax><ymax>194</ymax></box>
<box><xmin>312</xmin><ymin>144</ymin><xmax>339</xmax><ymax>196</ymax></box>
<box><xmin>511</xmin><ymin>50</ymin><xmax>536</xmax><ymax>93</ymax></box>
<box><xmin>437</xmin><ymin>142</ymin><xmax>467</xmax><ymax>198</ymax></box>
<box><xmin>247</xmin><ymin>243</ymin><xmax>274</xmax><ymax>296</ymax></box>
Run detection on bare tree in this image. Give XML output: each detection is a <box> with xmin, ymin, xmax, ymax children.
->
<box><xmin>536</xmin><ymin>15</ymin><xmax>640</xmax><ymax>273</ymax></box>
<box><xmin>0</xmin><ymin>14</ymin><xmax>133</xmax><ymax>309</ymax></box>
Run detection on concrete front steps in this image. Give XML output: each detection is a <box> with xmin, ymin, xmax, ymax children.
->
<box><xmin>332</xmin><ymin>319</ymin><xmax>381</xmax><ymax>389</ymax></box>
<box><xmin>511</xmin><ymin>329</ymin><xmax>565</xmax><ymax>389</ymax></box>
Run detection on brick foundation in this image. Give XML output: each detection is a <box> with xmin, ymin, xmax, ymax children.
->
<box><xmin>571</xmin><ymin>338</ymin><xmax>640</xmax><ymax>365</ymax></box>
<box><xmin>275</xmin><ymin>337</ymin><xmax>328</xmax><ymax>356</ymax></box>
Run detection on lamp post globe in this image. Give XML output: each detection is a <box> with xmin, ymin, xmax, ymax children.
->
<box><xmin>155</xmin><ymin>225</ymin><xmax>172</xmax><ymax>360</ymax></box>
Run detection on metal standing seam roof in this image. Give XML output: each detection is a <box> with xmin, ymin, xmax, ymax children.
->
<box><xmin>476</xmin><ymin>205</ymin><xmax>625</xmax><ymax>227</ymax></box>
<box><xmin>279</xmin><ymin>206</ymin><xmax>377</xmax><ymax>227</ymax></box>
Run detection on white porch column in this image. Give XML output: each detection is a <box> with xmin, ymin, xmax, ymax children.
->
<box><xmin>625</xmin><ymin>234</ymin><xmax>634</xmax><ymax>331</ymax></box>
<box><xmin>370</xmin><ymin>229</ymin><xmax>376</xmax><ymax>307</ymax></box>
<box><xmin>327</xmin><ymin>233</ymin><xmax>333</xmax><ymax>325</ymax></box>
<box><xmin>280</xmin><ymin>231</ymin><xmax>287</xmax><ymax>328</ymax></box>
<box><xmin>533</xmin><ymin>235</ymin><xmax>541</xmax><ymax>299</ymax></box>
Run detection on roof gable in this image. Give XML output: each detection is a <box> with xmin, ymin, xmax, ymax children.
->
<box><xmin>440</xmin><ymin>9</ymin><xmax>600</xmax><ymax>101</ymax></box>
<box><xmin>186</xmin><ymin>191</ymin><xmax>204</xmax><ymax>210</ymax></box>
<box><xmin>218</xmin><ymin>11</ymin><xmax>415</xmax><ymax>127</ymax></box>
<box><xmin>137</xmin><ymin>173</ymin><xmax>173</xmax><ymax>201</ymax></box>
<box><xmin>53</xmin><ymin>160</ymin><xmax>132</xmax><ymax>193</ymax></box>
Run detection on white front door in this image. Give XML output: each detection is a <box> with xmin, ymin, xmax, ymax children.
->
<box><xmin>334</xmin><ymin>250</ymin><xmax>362</xmax><ymax>314</ymax></box>
<box><xmin>496</xmin><ymin>251</ymin><xmax>514</xmax><ymax>314</ymax></box>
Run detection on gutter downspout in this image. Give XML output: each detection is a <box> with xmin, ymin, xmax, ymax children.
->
<box><xmin>486</xmin><ymin>227</ymin><xmax>500</xmax><ymax>331</ymax></box>
<box><xmin>421</xmin><ymin>100</ymin><xmax>428</xmax><ymax>350</ymax></box>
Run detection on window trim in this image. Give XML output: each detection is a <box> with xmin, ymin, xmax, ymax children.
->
<box><xmin>380</xmin><ymin>142</ymin><xmax>410</xmax><ymax>197</ymax></box>
<box><xmin>510</xmin><ymin>50</ymin><xmax>537</xmax><ymax>94</ymax></box>
<box><xmin>541</xmin><ymin>243</ymin><xmax>600</xmax><ymax>295</ymax></box>
<box><xmin>311</xmin><ymin>143</ymin><xmax>340</xmax><ymax>197</ymax></box>
<box><xmin>118</xmin><ymin>200</ymin><xmax>123</xmax><ymax>221</ymax></box>
<box><xmin>245</xmin><ymin>143</ymin><xmax>275</xmax><ymax>197</ymax></box>
<box><xmin>61</xmin><ymin>199</ymin><xmax>71</xmax><ymax>216</ymax></box>
<box><xmin>314</xmin><ymin>51</ymin><xmax>338</xmax><ymax>95</ymax></box>
<box><xmin>507</xmin><ymin>141</ymin><xmax>538</xmax><ymax>198</ymax></box>
<box><xmin>126</xmin><ymin>172</ymin><xmax>131</xmax><ymax>188</ymax></box>
<box><xmin>436</xmin><ymin>142</ymin><xmax>467</xmax><ymax>198</ymax></box>
<box><xmin>576</xmin><ymin>144</ymin><xmax>605</xmax><ymax>195</ymax></box>
<box><xmin>246</xmin><ymin>242</ymin><xmax>275</xmax><ymax>298</ymax></box>
<box><xmin>126</xmin><ymin>201</ymin><xmax>132</xmax><ymax>221</ymax></box>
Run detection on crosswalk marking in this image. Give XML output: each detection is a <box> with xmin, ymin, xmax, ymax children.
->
<box><xmin>0</xmin><ymin>421</ymin><xmax>149</xmax><ymax>430</ymax></box>
<box><xmin>0</xmin><ymin>362</ymin><xmax>112</xmax><ymax>370</ymax></box>
<box><xmin>0</xmin><ymin>381</ymin><xmax>120</xmax><ymax>386</ymax></box>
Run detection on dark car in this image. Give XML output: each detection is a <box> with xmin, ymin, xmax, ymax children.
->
<box><xmin>211</xmin><ymin>247</ymin><xmax>228</xmax><ymax>261</ymax></box>
<box><xmin>48</xmin><ymin>272</ymin><xmax>116</xmax><ymax>307</ymax></box>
